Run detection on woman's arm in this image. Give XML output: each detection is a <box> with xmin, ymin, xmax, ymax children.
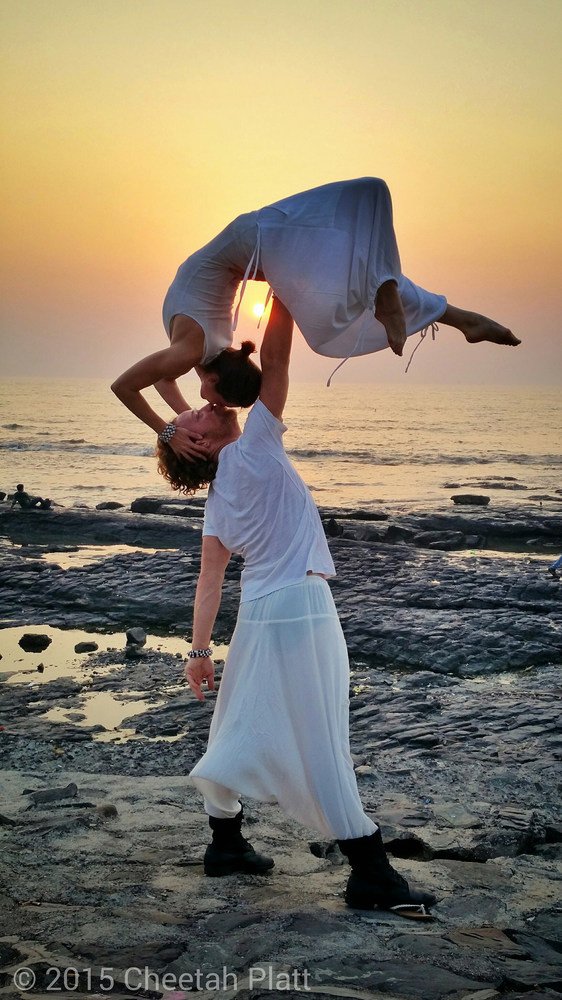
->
<box><xmin>185</xmin><ymin>534</ymin><xmax>232</xmax><ymax>702</ymax></box>
<box><xmin>153</xmin><ymin>377</ymin><xmax>192</xmax><ymax>415</ymax></box>
<box><xmin>259</xmin><ymin>297</ymin><xmax>294</xmax><ymax>420</ymax></box>
<box><xmin>111</xmin><ymin>318</ymin><xmax>206</xmax><ymax>458</ymax></box>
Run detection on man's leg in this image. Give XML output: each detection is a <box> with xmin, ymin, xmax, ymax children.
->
<box><xmin>191</xmin><ymin>777</ymin><xmax>274</xmax><ymax>877</ymax></box>
<box><xmin>337</xmin><ymin>831</ymin><xmax>436</xmax><ymax>920</ymax></box>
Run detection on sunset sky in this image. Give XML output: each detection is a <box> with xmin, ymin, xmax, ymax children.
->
<box><xmin>1</xmin><ymin>0</ymin><xmax>561</xmax><ymax>385</ymax></box>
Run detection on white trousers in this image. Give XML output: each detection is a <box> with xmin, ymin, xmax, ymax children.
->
<box><xmin>189</xmin><ymin>577</ymin><xmax>377</xmax><ymax>840</ymax></box>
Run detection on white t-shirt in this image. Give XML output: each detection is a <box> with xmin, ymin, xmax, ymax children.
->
<box><xmin>203</xmin><ymin>400</ymin><xmax>336</xmax><ymax>602</ymax></box>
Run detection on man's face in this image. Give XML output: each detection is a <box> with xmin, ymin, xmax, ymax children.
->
<box><xmin>175</xmin><ymin>403</ymin><xmax>238</xmax><ymax>439</ymax></box>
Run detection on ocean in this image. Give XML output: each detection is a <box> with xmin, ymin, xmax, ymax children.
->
<box><xmin>0</xmin><ymin>378</ymin><xmax>560</xmax><ymax>510</ymax></box>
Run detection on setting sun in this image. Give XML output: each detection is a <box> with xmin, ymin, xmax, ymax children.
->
<box><xmin>252</xmin><ymin>303</ymin><xmax>265</xmax><ymax>318</ymax></box>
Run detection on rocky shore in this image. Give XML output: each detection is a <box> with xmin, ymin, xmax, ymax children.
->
<box><xmin>0</xmin><ymin>496</ymin><xmax>561</xmax><ymax>999</ymax></box>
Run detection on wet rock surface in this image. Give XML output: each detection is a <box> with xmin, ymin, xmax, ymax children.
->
<box><xmin>1</xmin><ymin>499</ymin><xmax>561</xmax><ymax>675</ymax></box>
<box><xmin>0</xmin><ymin>498</ymin><xmax>561</xmax><ymax>997</ymax></box>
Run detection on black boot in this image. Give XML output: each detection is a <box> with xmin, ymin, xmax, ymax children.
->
<box><xmin>204</xmin><ymin>807</ymin><xmax>275</xmax><ymax>877</ymax></box>
<box><xmin>337</xmin><ymin>828</ymin><xmax>436</xmax><ymax>918</ymax></box>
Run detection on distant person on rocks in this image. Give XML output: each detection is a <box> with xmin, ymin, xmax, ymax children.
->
<box><xmin>112</xmin><ymin>177</ymin><xmax>520</xmax><ymax>464</ymax></box>
<box><xmin>547</xmin><ymin>555</ymin><xmax>562</xmax><ymax>579</ymax></box>
<box><xmin>10</xmin><ymin>485</ymin><xmax>52</xmax><ymax>510</ymax></box>
<box><xmin>157</xmin><ymin>297</ymin><xmax>437</xmax><ymax>921</ymax></box>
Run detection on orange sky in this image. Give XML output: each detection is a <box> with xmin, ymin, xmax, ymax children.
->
<box><xmin>1</xmin><ymin>0</ymin><xmax>561</xmax><ymax>384</ymax></box>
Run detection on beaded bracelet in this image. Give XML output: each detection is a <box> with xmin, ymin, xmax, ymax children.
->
<box><xmin>158</xmin><ymin>423</ymin><xmax>177</xmax><ymax>444</ymax></box>
<box><xmin>187</xmin><ymin>647</ymin><xmax>213</xmax><ymax>659</ymax></box>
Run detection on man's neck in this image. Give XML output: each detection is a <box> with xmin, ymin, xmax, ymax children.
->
<box><xmin>208</xmin><ymin>427</ymin><xmax>241</xmax><ymax>461</ymax></box>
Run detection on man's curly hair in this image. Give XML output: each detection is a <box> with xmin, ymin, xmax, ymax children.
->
<box><xmin>156</xmin><ymin>440</ymin><xmax>217</xmax><ymax>496</ymax></box>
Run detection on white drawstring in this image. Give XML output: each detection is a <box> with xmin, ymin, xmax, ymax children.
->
<box><xmin>404</xmin><ymin>322</ymin><xmax>438</xmax><ymax>374</ymax></box>
<box><xmin>327</xmin><ymin>320</ymin><xmax>439</xmax><ymax>385</ymax></box>
<box><xmin>232</xmin><ymin>225</ymin><xmax>262</xmax><ymax>333</ymax></box>
<box><xmin>326</xmin><ymin>329</ymin><xmax>366</xmax><ymax>387</ymax></box>
<box><xmin>326</xmin><ymin>355</ymin><xmax>352</xmax><ymax>387</ymax></box>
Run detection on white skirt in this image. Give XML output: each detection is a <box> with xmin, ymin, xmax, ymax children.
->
<box><xmin>260</xmin><ymin>177</ymin><xmax>447</xmax><ymax>360</ymax></box>
<box><xmin>163</xmin><ymin>178</ymin><xmax>446</xmax><ymax>367</ymax></box>
<box><xmin>189</xmin><ymin>576</ymin><xmax>376</xmax><ymax>840</ymax></box>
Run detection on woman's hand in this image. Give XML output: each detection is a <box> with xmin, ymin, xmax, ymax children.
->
<box><xmin>111</xmin><ymin>320</ymin><xmax>205</xmax><ymax>435</ymax></box>
<box><xmin>185</xmin><ymin>657</ymin><xmax>215</xmax><ymax>701</ymax></box>
<box><xmin>168</xmin><ymin>426</ymin><xmax>210</xmax><ymax>461</ymax></box>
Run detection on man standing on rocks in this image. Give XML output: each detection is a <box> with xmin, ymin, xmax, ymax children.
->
<box><xmin>157</xmin><ymin>297</ymin><xmax>437</xmax><ymax>921</ymax></box>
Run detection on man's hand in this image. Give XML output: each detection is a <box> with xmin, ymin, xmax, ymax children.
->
<box><xmin>185</xmin><ymin>656</ymin><xmax>215</xmax><ymax>701</ymax></box>
<box><xmin>168</xmin><ymin>426</ymin><xmax>209</xmax><ymax>461</ymax></box>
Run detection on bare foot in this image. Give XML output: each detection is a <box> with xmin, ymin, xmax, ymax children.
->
<box><xmin>461</xmin><ymin>311</ymin><xmax>521</xmax><ymax>347</ymax></box>
<box><xmin>375</xmin><ymin>281</ymin><xmax>407</xmax><ymax>357</ymax></box>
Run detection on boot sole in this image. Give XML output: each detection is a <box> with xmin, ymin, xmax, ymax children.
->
<box><xmin>345</xmin><ymin>889</ymin><xmax>435</xmax><ymax>920</ymax></box>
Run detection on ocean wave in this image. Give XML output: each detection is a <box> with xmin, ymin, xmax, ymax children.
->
<box><xmin>0</xmin><ymin>440</ymin><xmax>154</xmax><ymax>458</ymax></box>
<box><xmin>290</xmin><ymin>448</ymin><xmax>375</xmax><ymax>461</ymax></box>
<box><xmin>2</xmin><ymin>423</ymin><xmax>24</xmax><ymax>430</ymax></box>
<box><xmin>0</xmin><ymin>436</ymin><xmax>560</xmax><ymax>469</ymax></box>
<box><xmin>288</xmin><ymin>448</ymin><xmax>562</xmax><ymax>468</ymax></box>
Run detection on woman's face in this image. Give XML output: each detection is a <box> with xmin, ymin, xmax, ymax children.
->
<box><xmin>175</xmin><ymin>403</ymin><xmax>238</xmax><ymax>439</ymax></box>
<box><xmin>199</xmin><ymin>372</ymin><xmax>229</xmax><ymax>406</ymax></box>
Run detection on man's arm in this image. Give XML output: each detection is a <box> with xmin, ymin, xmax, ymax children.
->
<box><xmin>259</xmin><ymin>297</ymin><xmax>294</xmax><ymax>420</ymax></box>
<box><xmin>185</xmin><ymin>534</ymin><xmax>232</xmax><ymax>701</ymax></box>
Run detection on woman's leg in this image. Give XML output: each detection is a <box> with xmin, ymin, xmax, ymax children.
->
<box><xmin>436</xmin><ymin>303</ymin><xmax>521</xmax><ymax>346</ymax></box>
<box><xmin>333</xmin><ymin>177</ymin><xmax>408</xmax><ymax>358</ymax></box>
<box><xmin>378</xmin><ymin>289</ymin><xmax>520</xmax><ymax>355</ymax></box>
<box><xmin>367</xmin><ymin>177</ymin><xmax>519</xmax><ymax>355</ymax></box>
<box><xmin>374</xmin><ymin>280</ymin><xmax>408</xmax><ymax>357</ymax></box>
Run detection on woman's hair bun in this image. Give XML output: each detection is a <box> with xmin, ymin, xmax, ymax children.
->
<box><xmin>239</xmin><ymin>340</ymin><xmax>256</xmax><ymax>358</ymax></box>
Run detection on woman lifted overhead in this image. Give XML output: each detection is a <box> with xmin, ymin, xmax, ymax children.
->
<box><xmin>112</xmin><ymin>177</ymin><xmax>520</xmax><ymax>458</ymax></box>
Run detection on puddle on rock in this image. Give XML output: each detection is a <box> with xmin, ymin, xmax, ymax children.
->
<box><xmin>1</xmin><ymin>625</ymin><xmax>118</xmax><ymax>683</ymax></box>
<box><xmin>1</xmin><ymin>624</ymin><xmax>229</xmax><ymax>742</ymax></box>
<box><xmin>41</xmin><ymin>691</ymin><xmax>171</xmax><ymax>743</ymax></box>
<box><xmin>1</xmin><ymin>625</ymin><xmax>228</xmax><ymax>685</ymax></box>
<box><xmin>448</xmin><ymin>549</ymin><xmax>559</xmax><ymax>563</ymax></box>
<box><xmin>34</xmin><ymin>543</ymin><xmax>177</xmax><ymax>570</ymax></box>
